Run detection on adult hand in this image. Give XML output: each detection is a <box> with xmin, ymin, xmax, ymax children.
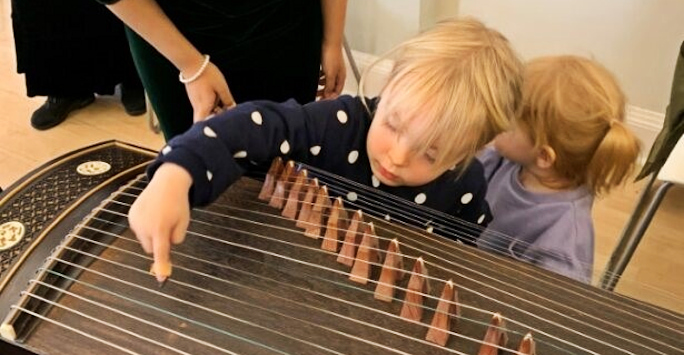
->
<box><xmin>319</xmin><ymin>41</ymin><xmax>346</xmax><ymax>99</ymax></box>
<box><xmin>184</xmin><ymin>62</ymin><xmax>236</xmax><ymax>123</ymax></box>
<box><xmin>128</xmin><ymin>163</ymin><xmax>192</xmax><ymax>282</ymax></box>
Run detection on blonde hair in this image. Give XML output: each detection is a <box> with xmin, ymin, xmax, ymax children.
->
<box><xmin>518</xmin><ymin>55</ymin><xmax>641</xmax><ymax>195</ymax></box>
<box><xmin>360</xmin><ymin>17</ymin><xmax>523</xmax><ymax>169</ymax></box>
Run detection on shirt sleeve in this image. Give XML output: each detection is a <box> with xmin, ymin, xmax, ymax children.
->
<box><xmin>518</xmin><ymin>213</ymin><xmax>594</xmax><ymax>283</ymax></box>
<box><xmin>476</xmin><ymin>145</ymin><xmax>505</xmax><ymax>182</ymax></box>
<box><xmin>147</xmin><ymin>96</ymin><xmax>367</xmax><ymax>206</ymax></box>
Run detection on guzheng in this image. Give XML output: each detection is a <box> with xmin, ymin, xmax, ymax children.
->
<box><xmin>0</xmin><ymin>141</ymin><xmax>682</xmax><ymax>355</ymax></box>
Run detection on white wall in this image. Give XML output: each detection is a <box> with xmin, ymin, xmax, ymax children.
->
<box><xmin>457</xmin><ymin>0</ymin><xmax>684</xmax><ymax>114</ymax></box>
<box><xmin>347</xmin><ymin>0</ymin><xmax>684</xmax><ymax>113</ymax></box>
<box><xmin>346</xmin><ymin>0</ymin><xmax>422</xmax><ymax>56</ymax></box>
<box><xmin>345</xmin><ymin>0</ymin><xmax>684</xmax><ymax>150</ymax></box>
<box><xmin>346</xmin><ymin>0</ymin><xmax>460</xmax><ymax>55</ymax></box>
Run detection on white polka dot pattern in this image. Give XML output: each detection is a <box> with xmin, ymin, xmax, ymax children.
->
<box><xmin>203</xmin><ymin>126</ymin><xmax>217</xmax><ymax>138</ymax></box>
<box><xmin>310</xmin><ymin>146</ymin><xmax>321</xmax><ymax>156</ymax></box>
<box><xmin>347</xmin><ymin>192</ymin><xmax>358</xmax><ymax>201</ymax></box>
<box><xmin>280</xmin><ymin>140</ymin><xmax>290</xmax><ymax>154</ymax></box>
<box><xmin>251</xmin><ymin>111</ymin><xmax>263</xmax><ymax>125</ymax></box>
<box><xmin>371</xmin><ymin>175</ymin><xmax>380</xmax><ymax>187</ymax></box>
<box><xmin>414</xmin><ymin>193</ymin><xmax>427</xmax><ymax>204</ymax></box>
<box><xmin>206</xmin><ymin>171</ymin><xmax>213</xmax><ymax>181</ymax></box>
<box><xmin>233</xmin><ymin>151</ymin><xmax>247</xmax><ymax>158</ymax></box>
<box><xmin>161</xmin><ymin>146</ymin><xmax>172</xmax><ymax>155</ymax></box>
<box><xmin>477</xmin><ymin>214</ymin><xmax>486</xmax><ymax>224</ymax></box>
<box><xmin>460</xmin><ymin>193</ymin><xmax>473</xmax><ymax>205</ymax></box>
<box><xmin>384</xmin><ymin>214</ymin><xmax>391</xmax><ymax>221</ymax></box>
<box><xmin>348</xmin><ymin>150</ymin><xmax>359</xmax><ymax>164</ymax></box>
<box><xmin>426</xmin><ymin>226</ymin><xmax>434</xmax><ymax>233</ymax></box>
<box><xmin>337</xmin><ymin>110</ymin><xmax>348</xmax><ymax>124</ymax></box>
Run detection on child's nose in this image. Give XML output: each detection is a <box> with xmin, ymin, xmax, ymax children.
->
<box><xmin>388</xmin><ymin>142</ymin><xmax>411</xmax><ymax>167</ymax></box>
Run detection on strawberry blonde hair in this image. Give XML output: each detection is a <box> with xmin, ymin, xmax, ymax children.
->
<box><xmin>517</xmin><ymin>55</ymin><xmax>641</xmax><ymax>195</ymax></box>
<box><xmin>360</xmin><ymin>17</ymin><xmax>523</xmax><ymax>170</ymax></box>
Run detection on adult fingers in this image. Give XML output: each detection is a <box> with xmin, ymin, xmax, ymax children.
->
<box><xmin>334</xmin><ymin>67</ymin><xmax>346</xmax><ymax>96</ymax></box>
<box><xmin>217</xmin><ymin>85</ymin><xmax>236</xmax><ymax>109</ymax></box>
<box><xmin>193</xmin><ymin>102</ymin><xmax>214</xmax><ymax>123</ymax></box>
<box><xmin>323</xmin><ymin>71</ymin><xmax>336</xmax><ymax>98</ymax></box>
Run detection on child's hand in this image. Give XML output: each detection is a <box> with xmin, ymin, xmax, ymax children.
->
<box><xmin>128</xmin><ymin>163</ymin><xmax>193</xmax><ymax>283</ymax></box>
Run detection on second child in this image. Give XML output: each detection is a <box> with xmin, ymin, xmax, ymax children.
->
<box><xmin>477</xmin><ymin>55</ymin><xmax>641</xmax><ymax>282</ymax></box>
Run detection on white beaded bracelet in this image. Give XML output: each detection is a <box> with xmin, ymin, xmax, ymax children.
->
<box><xmin>178</xmin><ymin>54</ymin><xmax>211</xmax><ymax>84</ymax></box>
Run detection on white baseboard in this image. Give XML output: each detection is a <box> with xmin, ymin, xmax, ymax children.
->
<box><xmin>626</xmin><ymin>106</ymin><xmax>664</xmax><ymax>162</ymax></box>
<box><xmin>343</xmin><ymin>49</ymin><xmax>664</xmax><ymax>161</ymax></box>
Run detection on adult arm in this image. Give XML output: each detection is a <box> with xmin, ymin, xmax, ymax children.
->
<box><xmin>319</xmin><ymin>0</ymin><xmax>348</xmax><ymax>99</ymax></box>
<box><xmin>100</xmin><ymin>0</ymin><xmax>234</xmax><ymax>121</ymax></box>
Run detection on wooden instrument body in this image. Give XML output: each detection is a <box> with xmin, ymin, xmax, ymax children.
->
<box><xmin>0</xmin><ymin>141</ymin><xmax>682</xmax><ymax>355</ymax></box>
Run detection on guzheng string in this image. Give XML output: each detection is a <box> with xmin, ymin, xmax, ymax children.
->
<box><xmin>86</xmin><ymin>209</ymin><xmax>518</xmax><ymax>354</ymax></box>
<box><xmin>254</xmin><ymin>164</ymin><xmax>682</xmax><ymax>302</ymax></box>
<box><xmin>217</xmin><ymin>179</ymin><xmax>684</xmax><ymax>332</ymax></box>
<box><xmin>8</xmin><ymin>306</ymin><xmax>144</xmax><ymax>355</ymax></box>
<box><xmin>36</xmin><ymin>234</ymin><xmax>475</xmax><ymax>354</ymax></box>
<box><xmin>104</xmin><ymin>184</ymin><xmax>672</xmax><ymax>355</ymax></box>
<box><xmin>51</xmin><ymin>244</ymin><xmax>475</xmax><ymax>355</ymax></box>
<box><xmin>202</xmin><ymin>170</ymin><xmax>683</xmax><ymax>326</ymax></box>
<box><xmin>20</xmin><ymin>175</ymin><xmax>528</xmax><ymax>353</ymax></box>
<box><xmin>64</xmin><ymin>216</ymin><xmax>550</xmax><ymax>355</ymax></box>
<box><xmin>38</xmin><ymin>258</ymin><xmax>346</xmax><ymax>355</ymax></box>
<box><xmin>26</xmin><ymin>279</ymin><xmax>239</xmax><ymax>355</ymax></box>
<box><xmin>116</xmin><ymin>175</ymin><xmax>680</xmax><ymax>354</ymax></box>
<box><xmin>8</xmin><ymin>173</ymin><xmax>682</xmax><ymax>355</ymax></box>
<box><xmin>264</xmin><ymin>164</ymin><xmax>597</xmax><ymax>274</ymax></box>
<box><xmin>19</xmin><ymin>286</ymin><xmax>200</xmax><ymax>355</ymax></box>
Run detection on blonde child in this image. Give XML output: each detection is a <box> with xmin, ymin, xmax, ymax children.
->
<box><xmin>477</xmin><ymin>55</ymin><xmax>641</xmax><ymax>283</ymax></box>
<box><xmin>128</xmin><ymin>18</ymin><xmax>523</xmax><ymax>282</ymax></box>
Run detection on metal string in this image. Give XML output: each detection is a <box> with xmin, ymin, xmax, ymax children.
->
<box><xmin>100</xmin><ymin>197</ymin><xmax>684</xmax><ymax>355</ymax></box>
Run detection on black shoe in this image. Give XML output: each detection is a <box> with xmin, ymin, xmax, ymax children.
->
<box><xmin>120</xmin><ymin>83</ymin><xmax>147</xmax><ymax>116</ymax></box>
<box><xmin>30</xmin><ymin>95</ymin><xmax>95</xmax><ymax>130</ymax></box>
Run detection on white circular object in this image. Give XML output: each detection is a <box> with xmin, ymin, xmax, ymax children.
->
<box><xmin>76</xmin><ymin>161</ymin><xmax>111</xmax><ymax>176</ymax></box>
<box><xmin>0</xmin><ymin>221</ymin><xmax>25</xmax><ymax>251</ymax></box>
<box><xmin>348</xmin><ymin>150</ymin><xmax>359</xmax><ymax>164</ymax></box>
<box><xmin>337</xmin><ymin>110</ymin><xmax>348</xmax><ymax>124</ymax></box>
<box><xmin>460</xmin><ymin>192</ymin><xmax>474</xmax><ymax>205</ymax></box>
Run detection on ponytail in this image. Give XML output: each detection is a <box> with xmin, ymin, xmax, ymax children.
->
<box><xmin>586</xmin><ymin>120</ymin><xmax>641</xmax><ymax>195</ymax></box>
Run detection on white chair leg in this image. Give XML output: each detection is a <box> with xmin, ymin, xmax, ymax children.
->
<box><xmin>343</xmin><ymin>36</ymin><xmax>361</xmax><ymax>86</ymax></box>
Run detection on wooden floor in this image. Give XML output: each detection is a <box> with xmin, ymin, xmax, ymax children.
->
<box><xmin>1</xmin><ymin>0</ymin><xmax>683</xmax><ymax>315</ymax></box>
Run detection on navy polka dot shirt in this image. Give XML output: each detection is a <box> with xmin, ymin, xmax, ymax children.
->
<box><xmin>149</xmin><ymin>95</ymin><xmax>492</xmax><ymax>242</ymax></box>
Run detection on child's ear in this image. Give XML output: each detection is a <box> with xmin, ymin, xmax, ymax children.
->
<box><xmin>536</xmin><ymin>145</ymin><xmax>556</xmax><ymax>169</ymax></box>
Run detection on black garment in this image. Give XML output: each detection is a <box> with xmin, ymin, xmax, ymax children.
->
<box><xmin>99</xmin><ymin>0</ymin><xmax>323</xmax><ymax>140</ymax></box>
<box><xmin>11</xmin><ymin>0</ymin><xmax>139</xmax><ymax>97</ymax></box>
<box><xmin>151</xmin><ymin>96</ymin><xmax>493</xmax><ymax>241</ymax></box>
<box><xmin>636</xmin><ymin>40</ymin><xmax>684</xmax><ymax>180</ymax></box>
